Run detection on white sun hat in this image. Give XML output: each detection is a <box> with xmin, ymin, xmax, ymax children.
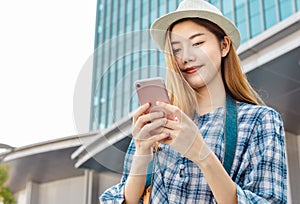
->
<box><xmin>150</xmin><ymin>0</ymin><xmax>241</xmax><ymax>51</ymax></box>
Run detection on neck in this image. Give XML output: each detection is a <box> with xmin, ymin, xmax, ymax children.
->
<box><xmin>195</xmin><ymin>73</ymin><xmax>226</xmax><ymax>115</ymax></box>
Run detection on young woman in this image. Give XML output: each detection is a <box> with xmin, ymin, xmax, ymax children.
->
<box><xmin>100</xmin><ymin>0</ymin><xmax>287</xmax><ymax>203</ymax></box>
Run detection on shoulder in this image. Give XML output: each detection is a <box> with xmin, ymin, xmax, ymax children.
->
<box><xmin>237</xmin><ymin>102</ymin><xmax>284</xmax><ymax>138</ymax></box>
<box><xmin>237</xmin><ymin>102</ymin><xmax>282</xmax><ymax>123</ymax></box>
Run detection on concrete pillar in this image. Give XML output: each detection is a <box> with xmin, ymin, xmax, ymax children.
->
<box><xmin>24</xmin><ymin>181</ymin><xmax>39</xmax><ymax>204</ymax></box>
<box><xmin>285</xmin><ymin>132</ymin><xmax>300</xmax><ymax>203</ymax></box>
<box><xmin>83</xmin><ymin>170</ymin><xmax>99</xmax><ymax>204</ymax></box>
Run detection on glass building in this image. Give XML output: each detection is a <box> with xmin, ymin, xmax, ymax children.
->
<box><xmin>90</xmin><ymin>0</ymin><xmax>300</xmax><ymax>131</ymax></box>
<box><xmin>209</xmin><ymin>0</ymin><xmax>300</xmax><ymax>42</ymax></box>
<box><xmin>90</xmin><ymin>1</ymin><xmax>180</xmax><ymax>130</ymax></box>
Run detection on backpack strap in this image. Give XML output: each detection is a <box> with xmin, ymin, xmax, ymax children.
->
<box><xmin>145</xmin><ymin>158</ymin><xmax>154</xmax><ymax>187</ymax></box>
<box><xmin>223</xmin><ymin>93</ymin><xmax>238</xmax><ymax>175</ymax></box>
<box><xmin>145</xmin><ymin>144</ymin><xmax>159</xmax><ymax>188</ymax></box>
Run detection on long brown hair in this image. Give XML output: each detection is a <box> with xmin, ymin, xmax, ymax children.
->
<box><xmin>164</xmin><ymin>18</ymin><xmax>263</xmax><ymax>117</ymax></box>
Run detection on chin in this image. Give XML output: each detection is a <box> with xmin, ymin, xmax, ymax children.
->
<box><xmin>185</xmin><ymin>76</ymin><xmax>206</xmax><ymax>89</ymax></box>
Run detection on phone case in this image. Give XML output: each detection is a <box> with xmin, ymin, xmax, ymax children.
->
<box><xmin>135</xmin><ymin>77</ymin><xmax>170</xmax><ymax>114</ymax></box>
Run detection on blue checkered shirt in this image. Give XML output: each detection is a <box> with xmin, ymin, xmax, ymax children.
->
<box><xmin>100</xmin><ymin>103</ymin><xmax>287</xmax><ymax>203</ymax></box>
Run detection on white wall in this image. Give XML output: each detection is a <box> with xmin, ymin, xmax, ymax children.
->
<box><xmin>16</xmin><ymin>189</ymin><xmax>26</xmax><ymax>204</ymax></box>
<box><xmin>98</xmin><ymin>172</ymin><xmax>122</xmax><ymax>195</ymax></box>
<box><xmin>13</xmin><ymin>171</ymin><xmax>122</xmax><ymax>204</ymax></box>
<box><xmin>37</xmin><ymin>176</ymin><xmax>85</xmax><ymax>204</ymax></box>
<box><xmin>298</xmin><ymin>136</ymin><xmax>300</xmax><ymax>167</ymax></box>
<box><xmin>285</xmin><ymin>132</ymin><xmax>300</xmax><ymax>203</ymax></box>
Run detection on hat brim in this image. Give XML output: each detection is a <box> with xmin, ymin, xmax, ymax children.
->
<box><xmin>150</xmin><ymin>10</ymin><xmax>240</xmax><ymax>52</ymax></box>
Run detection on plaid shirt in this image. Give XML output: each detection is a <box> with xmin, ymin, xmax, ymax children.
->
<box><xmin>100</xmin><ymin>103</ymin><xmax>287</xmax><ymax>203</ymax></box>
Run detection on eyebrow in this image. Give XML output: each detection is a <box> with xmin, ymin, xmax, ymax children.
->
<box><xmin>189</xmin><ymin>33</ymin><xmax>205</xmax><ymax>39</ymax></box>
<box><xmin>171</xmin><ymin>33</ymin><xmax>205</xmax><ymax>45</ymax></box>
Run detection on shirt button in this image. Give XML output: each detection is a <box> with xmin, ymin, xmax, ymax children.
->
<box><xmin>179</xmin><ymin>164</ymin><xmax>185</xmax><ymax>170</ymax></box>
<box><xmin>179</xmin><ymin>164</ymin><xmax>185</xmax><ymax>177</ymax></box>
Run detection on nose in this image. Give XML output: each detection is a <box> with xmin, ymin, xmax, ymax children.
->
<box><xmin>181</xmin><ymin>47</ymin><xmax>196</xmax><ymax>64</ymax></box>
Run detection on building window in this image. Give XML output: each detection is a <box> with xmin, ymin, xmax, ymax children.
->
<box><xmin>118</xmin><ymin>1</ymin><xmax>125</xmax><ymax>34</ymax></box>
<box><xmin>159</xmin><ymin>0</ymin><xmax>166</xmax><ymax>16</ymax></box>
<box><xmin>222</xmin><ymin>0</ymin><xmax>234</xmax><ymax>22</ymax></box>
<box><xmin>262</xmin><ymin>0</ymin><xmax>278</xmax><ymax>29</ymax></box>
<box><xmin>104</xmin><ymin>1</ymin><xmax>111</xmax><ymax>41</ymax></box>
<box><xmin>150</xmin><ymin>0</ymin><xmax>157</xmax><ymax>24</ymax></box>
<box><xmin>115</xmin><ymin>59</ymin><xmax>125</xmax><ymax>121</ymax></box>
<box><xmin>158</xmin><ymin>52</ymin><xmax>166</xmax><ymax>77</ymax></box>
<box><xmin>133</xmin><ymin>0</ymin><xmax>140</xmax><ymax>31</ymax></box>
<box><xmin>167</xmin><ymin>0</ymin><xmax>177</xmax><ymax>12</ymax></box>
<box><xmin>99</xmin><ymin>73</ymin><xmax>108</xmax><ymax>127</ymax></box>
<box><xmin>125</xmin><ymin>1</ymin><xmax>133</xmax><ymax>32</ymax></box>
<box><xmin>248</xmin><ymin>0</ymin><xmax>263</xmax><ymax>38</ymax></box>
<box><xmin>278</xmin><ymin>0</ymin><xmax>294</xmax><ymax>20</ymax></box>
<box><xmin>234</xmin><ymin>0</ymin><xmax>249</xmax><ymax>43</ymax></box>
<box><xmin>140</xmin><ymin>51</ymin><xmax>149</xmax><ymax>79</ymax></box>
<box><xmin>209</xmin><ymin>0</ymin><xmax>221</xmax><ymax>10</ymax></box>
<box><xmin>111</xmin><ymin>1</ymin><xmax>118</xmax><ymax>39</ymax></box>
<box><xmin>141</xmin><ymin>0</ymin><xmax>149</xmax><ymax>29</ymax></box>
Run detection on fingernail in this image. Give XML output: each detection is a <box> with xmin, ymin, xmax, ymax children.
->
<box><xmin>158</xmin><ymin>112</ymin><xmax>164</xmax><ymax>117</ymax></box>
<box><xmin>153</xmin><ymin>112</ymin><xmax>163</xmax><ymax>118</ymax></box>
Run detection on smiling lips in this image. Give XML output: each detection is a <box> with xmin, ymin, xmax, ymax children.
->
<box><xmin>182</xmin><ymin>66</ymin><xmax>202</xmax><ymax>74</ymax></box>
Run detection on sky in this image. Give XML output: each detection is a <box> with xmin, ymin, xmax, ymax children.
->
<box><xmin>0</xmin><ymin>0</ymin><xmax>96</xmax><ymax>147</ymax></box>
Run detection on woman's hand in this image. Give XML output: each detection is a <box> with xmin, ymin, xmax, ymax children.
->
<box><xmin>132</xmin><ymin>103</ymin><xmax>171</xmax><ymax>156</ymax></box>
<box><xmin>153</xmin><ymin>102</ymin><xmax>237</xmax><ymax>204</ymax></box>
<box><xmin>125</xmin><ymin>103</ymin><xmax>170</xmax><ymax>203</ymax></box>
<box><xmin>156</xmin><ymin>101</ymin><xmax>212</xmax><ymax>162</ymax></box>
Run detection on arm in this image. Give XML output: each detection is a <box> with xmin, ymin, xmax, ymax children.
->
<box><xmin>124</xmin><ymin>103</ymin><xmax>170</xmax><ymax>204</ymax></box>
<box><xmin>157</xmin><ymin>102</ymin><xmax>287</xmax><ymax>203</ymax></box>
<box><xmin>234</xmin><ymin>108</ymin><xmax>287</xmax><ymax>203</ymax></box>
<box><xmin>123</xmin><ymin>154</ymin><xmax>151</xmax><ymax>204</ymax></box>
<box><xmin>175</xmin><ymin>117</ymin><xmax>238</xmax><ymax>204</ymax></box>
<box><xmin>99</xmin><ymin>140</ymin><xmax>135</xmax><ymax>204</ymax></box>
<box><xmin>156</xmin><ymin>101</ymin><xmax>237</xmax><ymax>203</ymax></box>
<box><xmin>100</xmin><ymin>103</ymin><xmax>168</xmax><ymax>204</ymax></box>
<box><xmin>194</xmin><ymin>153</ymin><xmax>237</xmax><ymax>203</ymax></box>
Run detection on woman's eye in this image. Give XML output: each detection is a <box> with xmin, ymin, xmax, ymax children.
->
<box><xmin>172</xmin><ymin>49</ymin><xmax>181</xmax><ymax>55</ymax></box>
<box><xmin>193</xmin><ymin>42</ymin><xmax>203</xmax><ymax>47</ymax></box>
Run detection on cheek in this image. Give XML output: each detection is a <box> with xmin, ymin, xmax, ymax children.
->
<box><xmin>175</xmin><ymin>56</ymin><xmax>183</xmax><ymax>66</ymax></box>
<box><xmin>213</xmin><ymin>53</ymin><xmax>223</xmax><ymax>70</ymax></box>
<box><xmin>204</xmin><ymin>49</ymin><xmax>222</xmax><ymax>69</ymax></box>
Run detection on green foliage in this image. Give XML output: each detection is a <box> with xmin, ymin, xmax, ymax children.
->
<box><xmin>0</xmin><ymin>164</ymin><xmax>16</xmax><ymax>204</ymax></box>
<box><xmin>0</xmin><ymin>165</ymin><xmax>8</xmax><ymax>186</ymax></box>
<box><xmin>1</xmin><ymin>187</ymin><xmax>16</xmax><ymax>204</ymax></box>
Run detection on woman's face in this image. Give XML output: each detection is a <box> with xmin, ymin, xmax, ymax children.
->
<box><xmin>170</xmin><ymin>20</ymin><xmax>228</xmax><ymax>90</ymax></box>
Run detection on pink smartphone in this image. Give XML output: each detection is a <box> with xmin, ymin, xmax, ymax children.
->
<box><xmin>135</xmin><ymin>77</ymin><xmax>171</xmax><ymax>116</ymax></box>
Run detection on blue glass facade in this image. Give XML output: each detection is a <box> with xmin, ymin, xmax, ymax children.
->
<box><xmin>91</xmin><ymin>0</ymin><xmax>169</xmax><ymax>130</ymax></box>
<box><xmin>209</xmin><ymin>0</ymin><xmax>300</xmax><ymax>39</ymax></box>
<box><xmin>90</xmin><ymin>0</ymin><xmax>299</xmax><ymax>130</ymax></box>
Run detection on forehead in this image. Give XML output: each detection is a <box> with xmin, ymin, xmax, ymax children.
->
<box><xmin>170</xmin><ymin>20</ymin><xmax>209</xmax><ymax>40</ymax></box>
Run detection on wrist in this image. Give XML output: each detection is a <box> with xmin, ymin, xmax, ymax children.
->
<box><xmin>190</xmin><ymin>142</ymin><xmax>213</xmax><ymax>166</ymax></box>
<box><xmin>199</xmin><ymin>142</ymin><xmax>212</xmax><ymax>160</ymax></box>
<box><xmin>129</xmin><ymin>154</ymin><xmax>152</xmax><ymax>176</ymax></box>
<box><xmin>135</xmin><ymin>143</ymin><xmax>154</xmax><ymax>156</ymax></box>
<box><xmin>195</xmin><ymin>152</ymin><xmax>214</xmax><ymax>170</ymax></box>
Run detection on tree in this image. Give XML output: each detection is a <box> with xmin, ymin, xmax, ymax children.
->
<box><xmin>0</xmin><ymin>164</ymin><xmax>15</xmax><ymax>204</ymax></box>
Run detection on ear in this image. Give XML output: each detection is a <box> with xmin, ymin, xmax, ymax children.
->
<box><xmin>221</xmin><ymin>36</ymin><xmax>231</xmax><ymax>57</ymax></box>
